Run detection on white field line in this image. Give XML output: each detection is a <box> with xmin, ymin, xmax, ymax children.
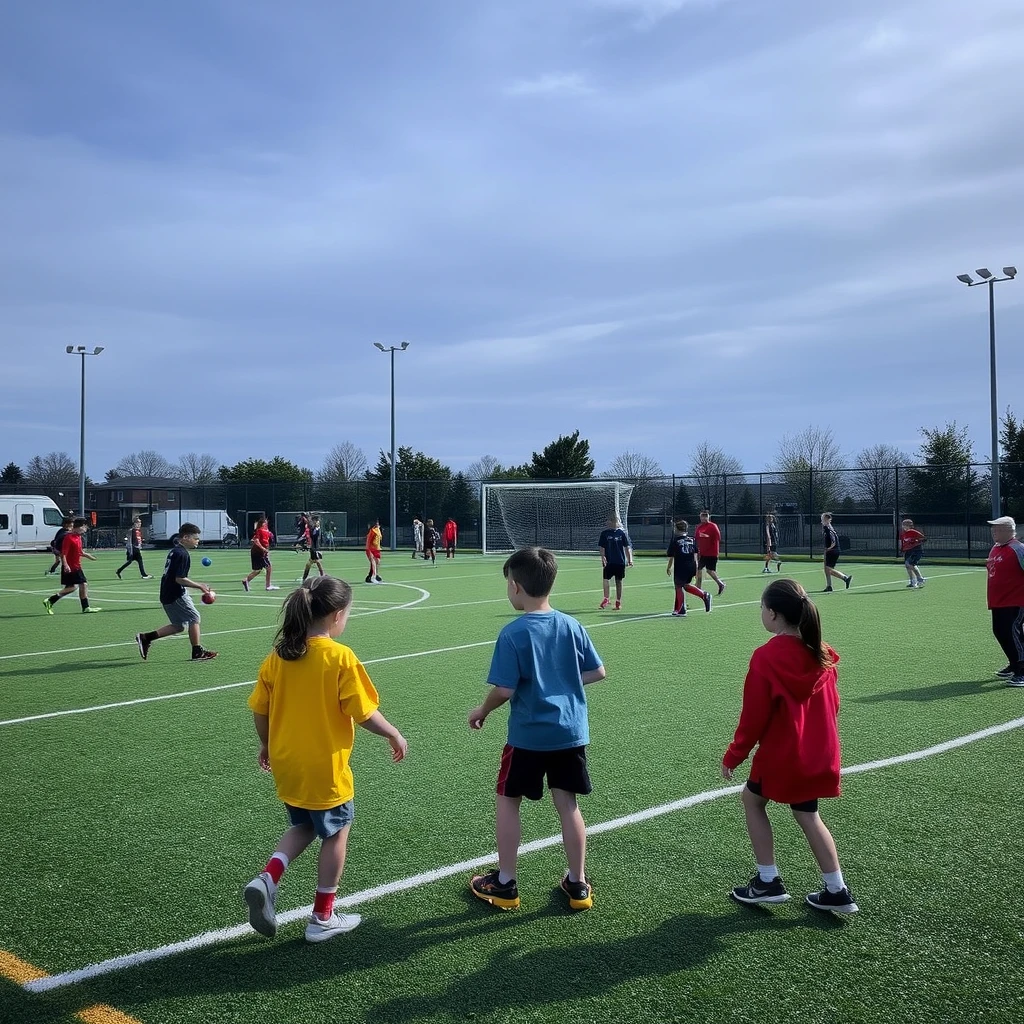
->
<box><xmin>21</xmin><ymin>713</ymin><xmax>1024</xmax><ymax>994</ymax></box>
<box><xmin>0</xmin><ymin>571</ymin><xmax>982</xmax><ymax>726</ymax></box>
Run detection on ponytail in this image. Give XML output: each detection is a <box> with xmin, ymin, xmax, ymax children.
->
<box><xmin>274</xmin><ymin>575</ymin><xmax>353</xmax><ymax>661</ymax></box>
<box><xmin>762</xmin><ymin>578</ymin><xmax>834</xmax><ymax>668</ymax></box>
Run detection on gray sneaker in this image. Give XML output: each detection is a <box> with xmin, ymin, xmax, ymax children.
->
<box><xmin>243</xmin><ymin>873</ymin><xmax>278</xmax><ymax>937</ymax></box>
<box><xmin>304</xmin><ymin>912</ymin><xmax>362</xmax><ymax>943</ymax></box>
<box><xmin>1007</xmin><ymin>675</ymin><xmax>1024</xmax><ymax>688</ymax></box>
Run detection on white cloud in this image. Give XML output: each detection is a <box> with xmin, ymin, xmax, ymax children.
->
<box><xmin>503</xmin><ymin>72</ymin><xmax>593</xmax><ymax>97</ymax></box>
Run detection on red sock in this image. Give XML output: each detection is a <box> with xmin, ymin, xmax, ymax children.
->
<box><xmin>684</xmin><ymin>584</ymin><xmax>704</xmax><ymax>599</ymax></box>
<box><xmin>674</xmin><ymin>585</ymin><xmax>684</xmax><ymax>612</ymax></box>
<box><xmin>313</xmin><ymin>888</ymin><xmax>336</xmax><ymax>918</ymax></box>
<box><xmin>264</xmin><ymin>854</ymin><xmax>287</xmax><ymax>885</ymax></box>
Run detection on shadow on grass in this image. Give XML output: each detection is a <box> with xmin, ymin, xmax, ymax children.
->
<box><xmin>854</xmin><ymin>679</ymin><xmax>1001</xmax><ymax>703</ymax></box>
<box><xmin>0</xmin><ymin>660</ymin><xmax>130</xmax><ymax>678</ymax></box>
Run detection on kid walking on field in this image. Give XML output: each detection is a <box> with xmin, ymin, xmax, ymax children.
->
<box><xmin>244</xmin><ymin>576</ymin><xmax>408</xmax><ymax>942</ymax></box>
<box><xmin>899</xmin><ymin>518</ymin><xmax>926</xmax><ymax>588</ymax></box>
<box><xmin>666</xmin><ymin>520</ymin><xmax>713</xmax><ymax>615</ymax></box>
<box><xmin>243</xmin><ymin>516</ymin><xmax>279</xmax><ymax>592</ymax></box>
<box><xmin>468</xmin><ymin>547</ymin><xmax>606</xmax><ymax>912</ymax></box>
<box><xmin>43</xmin><ymin>518</ymin><xmax>101</xmax><ymax>614</ymax></box>
<box><xmin>722</xmin><ymin>578</ymin><xmax>857</xmax><ymax>914</ymax></box>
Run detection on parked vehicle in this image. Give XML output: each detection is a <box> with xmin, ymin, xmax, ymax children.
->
<box><xmin>0</xmin><ymin>495</ymin><xmax>66</xmax><ymax>551</ymax></box>
<box><xmin>148</xmin><ymin>510</ymin><xmax>238</xmax><ymax>547</ymax></box>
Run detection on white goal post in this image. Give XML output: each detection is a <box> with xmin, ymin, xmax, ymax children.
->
<box><xmin>481</xmin><ymin>481</ymin><xmax>635</xmax><ymax>555</ymax></box>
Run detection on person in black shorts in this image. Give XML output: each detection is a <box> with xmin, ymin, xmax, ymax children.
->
<box><xmin>422</xmin><ymin>519</ymin><xmax>438</xmax><ymax>564</ymax></box>
<box><xmin>820</xmin><ymin>513</ymin><xmax>852</xmax><ymax>592</ymax></box>
<box><xmin>47</xmin><ymin>517</ymin><xmax>74</xmax><ymax>575</ymax></box>
<box><xmin>301</xmin><ymin>515</ymin><xmax>325</xmax><ymax>582</ymax></box>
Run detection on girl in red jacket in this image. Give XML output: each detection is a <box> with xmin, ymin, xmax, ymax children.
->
<box><xmin>722</xmin><ymin>578</ymin><xmax>857</xmax><ymax>914</ymax></box>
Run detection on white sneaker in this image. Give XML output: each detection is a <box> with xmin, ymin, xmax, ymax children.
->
<box><xmin>906</xmin><ymin>582</ymin><xmax>917</xmax><ymax>588</ymax></box>
<box><xmin>265</xmin><ymin>585</ymin><xmax>281</xmax><ymax>591</ymax></box>
<box><xmin>305</xmin><ymin>912</ymin><xmax>361</xmax><ymax>942</ymax></box>
<box><xmin>243</xmin><ymin>873</ymin><xmax>278</xmax><ymax>938</ymax></box>
<box><xmin>916</xmin><ymin>578</ymin><xmax>925</xmax><ymax>586</ymax></box>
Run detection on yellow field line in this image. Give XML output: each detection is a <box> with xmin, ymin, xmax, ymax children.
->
<box><xmin>0</xmin><ymin>948</ymin><xmax>143</xmax><ymax>1024</ymax></box>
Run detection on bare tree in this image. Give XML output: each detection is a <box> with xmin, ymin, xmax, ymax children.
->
<box><xmin>690</xmin><ymin>441</ymin><xmax>743</xmax><ymax>512</ymax></box>
<box><xmin>602</xmin><ymin>450</ymin><xmax>663</xmax><ymax>480</ymax></box>
<box><xmin>774</xmin><ymin>425</ymin><xmax>846</xmax><ymax>512</ymax></box>
<box><xmin>25</xmin><ymin>452</ymin><xmax>78</xmax><ymax>492</ymax></box>
<box><xmin>110</xmin><ymin>450</ymin><xmax>174</xmax><ymax>478</ymax></box>
<box><xmin>318</xmin><ymin>441</ymin><xmax>368</xmax><ymax>482</ymax></box>
<box><xmin>173</xmin><ymin>452</ymin><xmax>220</xmax><ymax>484</ymax></box>
<box><xmin>466</xmin><ymin>454</ymin><xmax>501</xmax><ymax>481</ymax></box>
<box><xmin>853</xmin><ymin>444</ymin><xmax>909</xmax><ymax>512</ymax></box>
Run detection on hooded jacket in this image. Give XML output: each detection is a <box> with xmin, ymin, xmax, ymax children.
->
<box><xmin>723</xmin><ymin>634</ymin><xmax>841</xmax><ymax>804</ymax></box>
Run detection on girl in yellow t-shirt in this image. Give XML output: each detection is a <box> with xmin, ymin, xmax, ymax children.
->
<box><xmin>244</xmin><ymin>576</ymin><xmax>407</xmax><ymax>943</ymax></box>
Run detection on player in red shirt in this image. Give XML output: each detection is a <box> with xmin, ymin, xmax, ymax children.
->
<box><xmin>985</xmin><ymin>516</ymin><xmax>1024</xmax><ymax>687</ymax></box>
<box><xmin>243</xmin><ymin>516</ymin><xmax>279</xmax><ymax>592</ymax></box>
<box><xmin>694</xmin><ymin>511</ymin><xmax>726</xmax><ymax>596</ymax></box>
<box><xmin>898</xmin><ymin>518</ymin><xmax>926</xmax><ymax>589</ymax></box>
<box><xmin>443</xmin><ymin>518</ymin><xmax>458</xmax><ymax>558</ymax></box>
<box><xmin>43</xmin><ymin>518</ymin><xmax>102</xmax><ymax>614</ymax></box>
<box><xmin>722</xmin><ymin>578</ymin><xmax>857</xmax><ymax>914</ymax></box>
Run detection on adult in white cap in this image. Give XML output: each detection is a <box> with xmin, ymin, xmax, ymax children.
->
<box><xmin>985</xmin><ymin>516</ymin><xmax>1024</xmax><ymax>687</ymax></box>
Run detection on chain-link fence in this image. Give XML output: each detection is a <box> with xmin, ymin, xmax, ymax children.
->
<box><xmin>4</xmin><ymin>461</ymin><xmax>1021</xmax><ymax>557</ymax></box>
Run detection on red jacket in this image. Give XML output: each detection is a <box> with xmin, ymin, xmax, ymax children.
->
<box><xmin>443</xmin><ymin>521</ymin><xmax>458</xmax><ymax>544</ymax></box>
<box><xmin>987</xmin><ymin>541</ymin><xmax>1024</xmax><ymax>608</ymax></box>
<box><xmin>723</xmin><ymin>634</ymin><xmax>841</xmax><ymax>804</ymax></box>
<box><xmin>694</xmin><ymin>521</ymin><xmax>720</xmax><ymax>557</ymax></box>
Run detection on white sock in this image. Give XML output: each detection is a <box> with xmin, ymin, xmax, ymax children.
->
<box><xmin>756</xmin><ymin>863</ymin><xmax>778</xmax><ymax>883</ymax></box>
<box><xmin>566</xmin><ymin>870</ymin><xmax>580</xmax><ymax>883</ymax></box>
<box><xmin>822</xmin><ymin>869</ymin><xmax>845</xmax><ymax>893</ymax></box>
<box><xmin>497</xmin><ymin>870</ymin><xmax>515</xmax><ymax>885</ymax></box>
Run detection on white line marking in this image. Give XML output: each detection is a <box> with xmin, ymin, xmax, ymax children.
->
<box><xmin>22</xmin><ymin>713</ymin><xmax>1024</xmax><ymax>993</ymax></box>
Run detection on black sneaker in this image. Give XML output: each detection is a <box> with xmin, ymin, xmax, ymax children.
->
<box><xmin>365</xmin><ymin>574</ymin><xmax>373</xmax><ymax>584</ymax></box>
<box><xmin>703</xmin><ymin>591</ymin><xmax>713</xmax><ymax>613</ymax></box>
<box><xmin>995</xmin><ymin>666</ymin><xmax>1016</xmax><ymax>679</ymax></box>
<box><xmin>136</xmin><ymin>633</ymin><xmax>151</xmax><ymax>661</ymax></box>
<box><xmin>115</xmin><ymin>569</ymin><xmax>122</xmax><ymax>580</ymax></box>
<box><xmin>559</xmin><ymin>872</ymin><xmax>594</xmax><ymax>911</ymax></box>
<box><xmin>823</xmin><ymin>587</ymin><xmax>834</xmax><ymax>593</ymax></box>
<box><xmin>191</xmin><ymin>649</ymin><xmax>218</xmax><ymax>662</ymax></box>
<box><xmin>470</xmin><ymin>870</ymin><xmax>519</xmax><ymax>910</ymax></box>
<box><xmin>806</xmin><ymin>886</ymin><xmax>858</xmax><ymax>914</ymax></box>
<box><xmin>844</xmin><ymin>574</ymin><xmax>853</xmax><ymax>590</ymax></box>
<box><xmin>731</xmin><ymin>874</ymin><xmax>790</xmax><ymax>905</ymax></box>
<box><xmin>375</xmin><ymin>575</ymin><xmax>383</xmax><ymax>583</ymax></box>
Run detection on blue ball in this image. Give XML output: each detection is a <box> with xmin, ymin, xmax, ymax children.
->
<box><xmin>201</xmin><ymin>556</ymin><xmax>212</xmax><ymax>566</ymax></box>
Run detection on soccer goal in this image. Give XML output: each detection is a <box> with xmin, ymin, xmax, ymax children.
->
<box><xmin>481</xmin><ymin>481</ymin><xmax>635</xmax><ymax>554</ymax></box>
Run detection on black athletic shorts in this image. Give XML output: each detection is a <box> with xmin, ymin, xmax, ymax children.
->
<box><xmin>602</xmin><ymin>564</ymin><xmax>626</xmax><ymax>581</ymax></box>
<box><xmin>746</xmin><ymin>779</ymin><xmax>818</xmax><ymax>813</ymax></box>
<box><xmin>674</xmin><ymin>570</ymin><xmax>696</xmax><ymax>587</ymax></box>
<box><xmin>61</xmin><ymin>569</ymin><xmax>87</xmax><ymax>587</ymax></box>
<box><xmin>250</xmin><ymin>548</ymin><xmax>271</xmax><ymax>571</ymax></box>
<box><xmin>496</xmin><ymin>744</ymin><xmax>592</xmax><ymax>801</ymax></box>
<box><xmin>697</xmin><ymin>555</ymin><xmax>718</xmax><ymax>571</ymax></box>
<box><xmin>307</xmin><ymin>548</ymin><xmax>321</xmax><ymax>561</ymax></box>
<box><xmin>824</xmin><ymin>550</ymin><xmax>840</xmax><ymax>568</ymax></box>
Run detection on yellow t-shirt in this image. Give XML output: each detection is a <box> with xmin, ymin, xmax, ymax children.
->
<box><xmin>366</xmin><ymin>526</ymin><xmax>382</xmax><ymax>551</ymax></box>
<box><xmin>248</xmin><ymin>638</ymin><xmax>380</xmax><ymax>810</ymax></box>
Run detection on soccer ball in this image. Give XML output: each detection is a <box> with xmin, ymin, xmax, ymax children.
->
<box><xmin>201</xmin><ymin>557</ymin><xmax>212</xmax><ymax>566</ymax></box>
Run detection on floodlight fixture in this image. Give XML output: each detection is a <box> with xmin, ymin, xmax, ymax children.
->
<box><xmin>975</xmin><ymin>268</ymin><xmax>993</xmax><ymax>279</ymax></box>
<box><xmin>400</xmin><ymin>341</ymin><xmax>409</xmax><ymax>350</ymax></box>
<box><xmin>373</xmin><ymin>342</ymin><xmax>386</xmax><ymax>351</ymax></box>
<box><xmin>66</xmin><ymin>345</ymin><xmax>75</xmax><ymax>353</ymax></box>
<box><xmin>956</xmin><ymin>274</ymin><xmax>973</xmax><ymax>285</ymax></box>
<box><xmin>1003</xmin><ymin>267</ymin><xmax>1017</xmax><ymax>278</ymax></box>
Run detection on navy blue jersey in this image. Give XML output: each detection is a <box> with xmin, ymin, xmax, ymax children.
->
<box><xmin>598</xmin><ymin>528</ymin><xmax>632</xmax><ymax>565</ymax></box>
<box><xmin>767</xmin><ymin>522</ymin><xmax>779</xmax><ymax>546</ymax></box>
<box><xmin>667</xmin><ymin>534</ymin><xmax>698</xmax><ymax>572</ymax></box>
<box><xmin>822</xmin><ymin>524</ymin><xmax>839</xmax><ymax>551</ymax></box>
<box><xmin>160</xmin><ymin>543</ymin><xmax>191</xmax><ymax>604</ymax></box>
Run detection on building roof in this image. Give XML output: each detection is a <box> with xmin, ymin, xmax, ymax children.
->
<box><xmin>92</xmin><ymin>477</ymin><xmax>187</xmax><ymax>490</ymax></box>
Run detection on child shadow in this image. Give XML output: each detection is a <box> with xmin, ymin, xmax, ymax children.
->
<box><xmin>0</xmin><ymin>660</ymin><xmax>129</xmax><ymax>678</ymax></box>
<box><xmin>854</xmin><ymin>679</ymin><xmax>1002</xmax><ymax>703</ymax></box>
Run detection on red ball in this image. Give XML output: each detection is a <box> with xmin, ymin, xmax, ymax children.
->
<box><xmin>201</xmin><ymin>591</ymin><xmax>216</xmax><ymax>604</ymax></box>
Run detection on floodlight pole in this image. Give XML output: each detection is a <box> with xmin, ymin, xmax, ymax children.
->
<box><xmin>956</xmin><ymin>269</ymin><xmax>1016</xmax><ymax>519</ymax></box>
<box><xmin>65</xmin><ymin>345</ymin><xmax>104</xmax><ymax>517</ymax></box>
<box><xmin>374</xmin><ymin>341</ymin><xmax>410</xmax><ymax>550</ymax></box>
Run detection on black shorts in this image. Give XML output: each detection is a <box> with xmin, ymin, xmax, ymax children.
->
<box><xmin>674</xmin><ymin>570</ymin><xmax>696</xmax><ymax>587</ymax></box>
<box><xmin>824</xmin><ymin>550</ymin><xmax>840</xmax><ymax>568</ymax></box>
<box><xmin>250</xmin><ymin>548</ymin><xmax>271</xmax><ymax>571</ymax></box>
<box><xmin>307</xmin><ymin>547</ymin><xmax>321</xmax><ymax>561</ymax></box>
<box><xmin>697</xmin><ymin>555</ymin><xmax>718</xmax><ymax>571</ymax></box>
<box><xmin>61</xmin><ymin>569</ymin><xmax>87</xmax><ymax>587</ymax></box>
<box><xmin>602</xmin><ymin>564</ymin><xmax>626</xmax><ymax>581</ymax></box>
<box><xmin>496</xmin><ymin>744</ymin><xmax>592</xmax><ymax>801</ymax></box>
<box><xmin>904</xmin><ymin>547</ymin><xmax>922</xmax><ymax>566</ymax></box>
<box><xmin>745</xmin><ymin>779</ymin><xmax>818</xmax><ymax>813</ymax></box>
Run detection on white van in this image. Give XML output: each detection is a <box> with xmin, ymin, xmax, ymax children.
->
<box><xmin>0</xmin><ymin>495</ymin><xmax>66</xmax><ymax>551</ymax></box>
<box><xmin>149</xmin><ymin>509</ymin><xmax>238</xmax><ymax>546</ymax></box>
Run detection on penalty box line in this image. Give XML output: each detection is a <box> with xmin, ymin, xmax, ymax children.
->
<box><xmin>22</xmin><ymin>713</ymin><xmax>1024</xmax><ymax>994</ymax></box>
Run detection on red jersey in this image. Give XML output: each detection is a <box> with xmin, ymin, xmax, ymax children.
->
<box><xmin>723</xmin><ymin>634</ymin><xmax>841</xmax><ymax>805</ymax></box>
<box><xmin>986</xmin><ymin>541</ymin><xmax>1024</xmax><ymax>609</ymax></box>
<box><xmin>443</xmin><ymin>521</ymin><xmax>458</xmax><ymax>544</ymax></box>
<box><xmin>694</xmin><ymin>521</ymin><xmax>721</xmax><ymax>558</ymax></box>
<box><xmin>130</xmin><ymin>527</ymin><xmax>143</xmax><ymax>548</ymax></box>
<box><xmin>899</xmin><ymin>529</ymin><xmax>924</xmax><ymax>552</ymax></box>
<box><xmin>251</xmin><ymin>526</ymin><xmax>272</xmax><ymax>552</ymax></box>
<box><xmin>61</xmin><ymin>532</ymin><xmax>84</xmax><ymax>572</ymax></box>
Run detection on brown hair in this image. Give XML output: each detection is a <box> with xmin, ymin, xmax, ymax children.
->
<box><xmin>275</xmin><ymin>575</ymin><xmax>353</xmax><ymax>661</ymax></box>
<box><xmin>503</xmin><ymin>547</ymin><xmax>558</xmax><ymax>598</ymax></box>
<box><xmin>674</xmin><ymin>520</ymin><xmax>689</xmax><ymax>532</ymax></box>
<box><xmin>762</xmin><ymin>578</ymin><xmax>834</xmax><ymax>668</ymax></box>
<box><xmin>72</xmin><ymin>517</ymin><xmax>88</xmax><ymax>528</ymax></box>
<box><xmin>179</xmin><ymin>522</ymin><xmax>201</xmax><ymax>538</ymax></box>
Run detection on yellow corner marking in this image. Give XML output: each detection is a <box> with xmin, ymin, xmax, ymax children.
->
<box><xmin>0</xmin><ymin>948</ymin><xmax>144</xmax><ymax>1024</ymax></box>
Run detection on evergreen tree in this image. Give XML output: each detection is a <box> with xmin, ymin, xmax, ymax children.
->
<box><xmin>1</xmin><ymin>462</ymin><xmax>23</xmax><ymax>486</ymax></box>
<box><xmin>528</xmin><ymin>431</ymin><xmax>594</xmax><ymax>479</ymax></box>
<box><xmin>999</xmin><ymin>409</ymin><xmax>1024</xmax><ymax>513</ymax></box>
<box><xmin>907</xmin><ymin>422</ymin><xmax>982</xmax><ymax>513</ymax></box>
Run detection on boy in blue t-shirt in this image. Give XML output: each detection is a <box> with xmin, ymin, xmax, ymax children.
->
<box><xmin>468</xmin><ymin>547</ymin><xmax>606</xmax><ymax>912</ymax></box>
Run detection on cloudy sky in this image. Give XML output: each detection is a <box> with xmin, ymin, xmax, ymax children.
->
<box><xmin>2</xmin><ymin>0</ymin><xmax>1022</xmax><ymax>481</ymax></box>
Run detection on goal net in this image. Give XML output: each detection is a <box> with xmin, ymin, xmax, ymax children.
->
<box><xmin>481</xmin><ymin>481</ymin><xmax>635</xmax><ymax>554</ymax></box>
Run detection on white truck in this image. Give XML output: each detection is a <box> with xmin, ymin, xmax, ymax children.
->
<box><xmin>0</xmin><ymin>494</ymin><xmax>66</xmax><ymax>551</ymax></box>
<box><xmin>148</xmin><ymin>510</ymin><xmax>238</xmax><ymax>547</ymax></box>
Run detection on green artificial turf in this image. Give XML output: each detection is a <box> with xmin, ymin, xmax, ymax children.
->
<box><xmin>0</xmin><ymin>548</ymin><xmax>1020</xmax><ymax>1024</ymax></box>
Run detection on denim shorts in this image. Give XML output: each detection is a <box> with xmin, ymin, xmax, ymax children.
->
<box><xmin>286</xmin><ymin>800</ymin><xmax>354</xmax><ymax>839</ymax></box>
<box><xmin>163</xmin><ymin>594</ymin><xmax>200</xmax><ymax>627</ymax></box>
<box><xmin>904</xmin><ymin>547</ymin><xmax>922</xmax><ymax>566</ymax></box>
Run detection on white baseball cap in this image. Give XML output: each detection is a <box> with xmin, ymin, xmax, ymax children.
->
<box><xmin>987</xmin><ymin>515</ymin><xmax>1017</xmax><ymax>530</ymax></box>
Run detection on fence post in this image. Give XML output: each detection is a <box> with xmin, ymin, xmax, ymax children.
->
<box><xmin>894</xmin><ymin>466</ymin><xmax>900</xmax><ymax>555</ymax></box>
<box><xmin>722</xmin><ymin>472</ymin><xmax>729</xmax><ymax>557</ymax></box>
<box><xmin>966</xmin><ymin>466</ymin><xmax>972</xmax><ymax>560</ymax></box>
<box><xmin>808</xmin><ymin>468</ymin><xmax>814</xmax><ymax>559</ymax></box>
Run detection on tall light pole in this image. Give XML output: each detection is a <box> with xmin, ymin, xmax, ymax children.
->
<box><xmin>65</xmin><ymin>345</ymin><xmax>104</xmax><ymax>516</ymax></box>
<box><xmin>956</xmin><ymin>267</ymin><xmax>1016</xmax><ymax>518</ymax></box>
<box><xmin>373</xmin><ymin>341</ymin><xmax>410</xmax><ymax>551</ymax></box>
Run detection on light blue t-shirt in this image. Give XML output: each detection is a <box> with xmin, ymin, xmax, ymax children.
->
<box><xmin>487</xmin><ymin>610</ymin><xmax>603</xmax><ymax>751</ymax></box>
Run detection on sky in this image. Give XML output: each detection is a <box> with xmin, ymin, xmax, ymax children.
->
<box><xmin>2</xmin><ymin>0</ymin><xmax>1023</xmax><ymax>482</ymax></box>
